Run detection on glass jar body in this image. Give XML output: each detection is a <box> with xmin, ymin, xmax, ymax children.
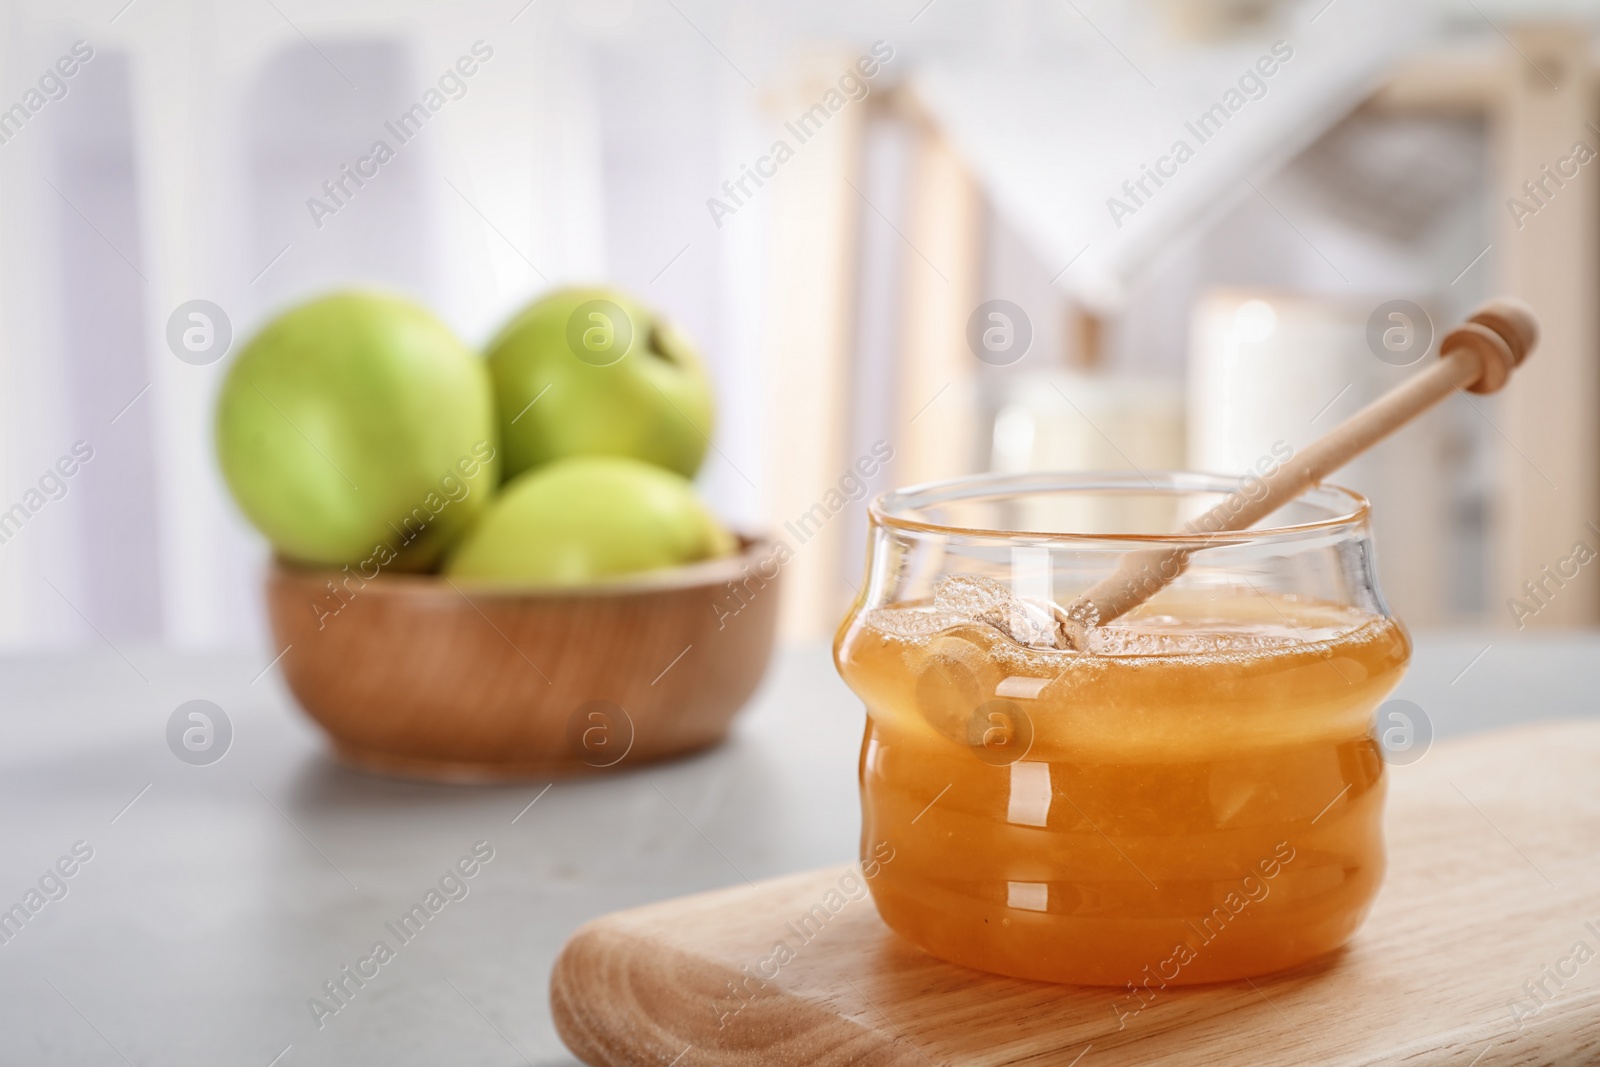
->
<box><xmin>834</xmin><ymin>472</ymin><xmax>1410</xmax><ymax>986</ymax></box>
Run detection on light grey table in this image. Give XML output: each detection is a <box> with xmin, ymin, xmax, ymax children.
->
<box><xmin>1</xmin><ymin>633</ymin><xmax>1595</xmax><ymax>1066</ymax></box>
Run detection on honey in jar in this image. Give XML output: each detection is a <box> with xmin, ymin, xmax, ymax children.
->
<box><xmin>834</xmin><ymin>473</ymin><xmax>1411</xmax><ymax>987</ymax></box>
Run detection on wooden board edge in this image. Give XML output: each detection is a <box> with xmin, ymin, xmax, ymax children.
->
<box><xmin>551</xmin><ymin>916</ymin><xmax>920</xmax><ymax>1067</ymax></box>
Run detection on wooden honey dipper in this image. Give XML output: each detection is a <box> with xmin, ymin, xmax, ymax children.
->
<box><xmin>1051</xmin><ymin>297</ymin><xmax>1540</xmax><ymax>651</ymax></box>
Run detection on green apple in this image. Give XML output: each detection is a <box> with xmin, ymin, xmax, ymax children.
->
<box><xmin>486</xmin><ymin>287</ymin><xmax>714</xmax><ymax>480</ymax></box>
<box><xmin>216</xmin><ymin>290</ymin><xmax>498</xmax><ymax>570</ymax></box>
<box><xmin>445</xmin><ymin>456</ymin><xmax>735</xmax><ymax>586</ymax></box>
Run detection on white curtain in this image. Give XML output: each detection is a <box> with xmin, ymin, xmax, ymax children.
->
<box><xmin>0</xmin><ymin>0</ymin><xmax>769</xmax><ymax>650</ymax></box>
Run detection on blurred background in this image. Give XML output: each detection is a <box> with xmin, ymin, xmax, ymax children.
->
<box><xmin>1</xmin><ymin>0</ymin><xmax>1596</xmax><ymax>650</ymax></box>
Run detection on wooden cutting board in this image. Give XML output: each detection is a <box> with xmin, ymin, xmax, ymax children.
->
<box><xmin>551</xmin><ymin>722</ymin><xmax>1600</xmax><ymax>1066</ymax></box>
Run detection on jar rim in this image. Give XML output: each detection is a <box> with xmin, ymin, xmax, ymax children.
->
<box><xmin>869</xmin><ymin>470</ymin><xmax>1371</xmax><ymax>545</ymax></box>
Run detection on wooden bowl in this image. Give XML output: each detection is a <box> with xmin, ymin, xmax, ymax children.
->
<box><xmin>264</xmin><ymin>536</ymin><xmax>781</xmax><ymax>782</ymax></box>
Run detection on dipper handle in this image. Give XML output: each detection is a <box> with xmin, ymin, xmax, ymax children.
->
<box><xmin>1055</xmin><ymin>297</ymin><xmax>1540</xmax><ymax>649</ymax></box>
